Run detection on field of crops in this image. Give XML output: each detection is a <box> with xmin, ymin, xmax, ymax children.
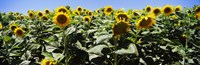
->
<box><xmin>0</xmin><ymin>5</ymin><xmax>200</xmax><ymax>65</ymax></box>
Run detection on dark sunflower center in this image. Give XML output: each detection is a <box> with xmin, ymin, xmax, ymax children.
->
<box><xmin>154</xmin><ymin>9</ymin><xmax>160</xmax><ymax>15</ymax></box>
<box><xmin>175</xmin><ymin>8</ymin><xmax>180</xmax><ymax>11</ymax></box>
<box><xmin>106</xmin><ymin>8</ymin><xmax>112</xmax><ymax>12</ymax></box>
<box><xmin>195</xmin><ymin>7</ymin><xmax>200</xmax><ymax>13</ymax></box>
<box><xmin>85</xmin><ymin>18</ymin><xmax>89</xmax><ymax>22</ymax></box>
<box><xmin>11</xmin><ymin>26</ymin><xmax>17</xmax><ymax>30</ymax></box>
<box><xmin>75</xmin><ymin>12</ymin><xmax>79</xmax><ymax>15</ymax></box>
<box><xmin>164</xmin><ymin>7</ymin><xmax>172</xmax><ymax>13</ymax></box>
<box><xmin>42</xmin><ymin>16</ymin><xmax>48</xmax><ymax>20</ymax></box>
<box><xmin>113</xmin><ymin>22</ymin><xmax>128</xmax><ymax>35</ymax></box>
<box><xmin>147</xmin><ymin>7</ymin><xmax>151</xmax><ymax>12</ymax></box>
<box><xmin>17</xmin><ymin>29</ymin><xmax>23</xmax><ymax>35</ymax></box>
<box><xmin>57</xmin><ymin>15</ymin><xmax>67</xmax><ymax>24</ymax></box>
<box><xmin>117</xmin><ymin>14</ymin><xmax>128</xmax><ymax>21</ymax></box>
<box><xmin>29</xmin><ymin>13</ymin><xmax>33</xmax><ymax>17</ymax></box>
<box><xmin>78</xmin><ymin>8</ymin><xmax>82</xmax><ymax>12</ymax></box>
<box><xmin>133</xmin><ymin>12</ymin><xmax>139</xmax><ymax>16</ymax></box>
<box><xmin>39</xmin><ymin>13</ymin><xmax>43</xmax><ymax>16</ymax></box>
<box><xmin>45</xmin><ymin>10</ymin><xmax>49</xmax><ymax>14</ymax></box>
<box><xmin>46</xmin><ymin>61</ymin><xmax>50</xmax><ymax>65</ymax></box>
<box><xmin>139</xmin><ymin>17</ymin><xmax>152</xmax><ymax>26</ymax></box>
<box><xmin>89</xmin><ymin>12</ymin><xmax>92</xmax><ymax>16</ymax></box>
<box><xmin>59</xmin><ymin>8</ymin><xmax>67</xmax><ymax>13</ymax></box>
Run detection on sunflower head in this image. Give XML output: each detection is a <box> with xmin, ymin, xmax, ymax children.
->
<box><xmin>115</xmin><ymin>12</ymin><xmax>130</xmax><ymax>22</ymax></box>
<box><xmin>136</xmin><ymin>15</ymin><xmax>156</xmax><ymax>29</ymax></box>
<box><xmin>53</xmin><ymin>12</ymin><xmax>71</xmax><ymax>27</ymax></box>
<box><xmin>73</xmin><ymin>10</ymin><xmax>80</xmax><ymax>16</ymax></box>
<box><xmin>174</xmin><ymin>5</ymin><xmax>182</xmax><ymax>12</ymax></box>
<box><xmin>42</xmin><ymin>15</ymin><xmax>48</xmax><ymax>21</ymax></box>
<box><xmin>86</xmin><ymin>10</ymin><xmax>93</xmax><ymax>16</ymax></box>
<box><xmin>55</xmin><ymin>6</ymin><xmax>70</xmax><ymax>14</ymax></box>
<box><xmin>76</xmin><ymin>6</ymin><xmax>83</xmax><ymax>12</ymax></box>
<box><xmin>9</xmin><ymin>24</ymin><xmax>18</xmax><ymax>31</ymax></box>
<box><xmin>14</xmin><ymin>27</ymin><xmax>24</xmax><ymax>37</ymax></box>
<box><xmin>195</xmin><ymin>6</ymin><xmax>200</xmax><ymax>14</ymax></box>
<box><xmin>28</xmin><ymin>11</ymin><xmax>34</xmax><ymax>19</ymax></box>
<box><xmin>145</xmin><ymin>5</ymin><xmax>152</xmax><ymax>12</ymax></box>
<box><xmin>37</xmin><ymin>11</ymin><xmax>43</xmax><ymax>17</ymax></box>
<box><xmin>152</xmin><ymin>7</ymin><xmax>161</xmax><ymax>16</ymax></box>
<box><xmin>0</xmin><ymin>23</ymin><xmax>2</xmax><ymax>29</ymax></box>
<box><xmin>83</xmin><ymin>16</ymin><xmax>91</xmax><ymax>22</ymax></box>
<box><xmin>132</xmin><ymin>10</ymin><xmax>141</xmax><ymax>16</ymax></box>
<box><xmin>44</xmin><ymin>8</ymin><xmax>50</xmax><ymax>14</ymax></box>
<box><xmin>112</xmin><ymin>20</ymin><xmax>131</xmax><ymax>38</ymax></box>
<box><xmin>104</xmin><ymin>5</ymin><xmax>114</xmax><ymax>15</ymax></box>
<box><xmin>41</xmin><ymin>59</ymin><xmax>56</xmax><ymax>65</ymax></box>
<box><xmin>162</xmin><ymin>5</ymin><xmax>173</xmax><ymax>15</ymax></box>
<box><xmin>195</xmin><ymin>13</ymin><xmax>200</xmax><ymax>18</ymax></box>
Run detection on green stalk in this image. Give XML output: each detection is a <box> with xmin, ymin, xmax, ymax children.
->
<box><xmin>63</xmin><ymin>28</ymin><xmax>69</xmax><ymax>65</ymax></box>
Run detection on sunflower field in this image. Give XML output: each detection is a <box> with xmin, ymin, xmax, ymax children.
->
<box><xmin>0</xmin><ymin>5</ymin><xmax>200</xmax><ymax>65</ymax></box>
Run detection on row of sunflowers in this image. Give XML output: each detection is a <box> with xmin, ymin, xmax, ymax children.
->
<box><xmin>0</xmin><ymin>4</ymin><xmax>200</xmax><ymax>65</ymax></box>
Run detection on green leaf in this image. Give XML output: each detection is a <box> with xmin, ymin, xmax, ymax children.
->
<box><xmin>95</xmin><ymin>34</ymin><xmax>112</xmax><ymax>44</ymax></box>
<box><xmin>115</xmin><ymin>44</ymin><xmax>138</xmax><ymax>55</ymax></box>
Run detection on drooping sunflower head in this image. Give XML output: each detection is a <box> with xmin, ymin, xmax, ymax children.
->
<box><xmin>152</xmin><ymin>7</ymin><xmax>161</xmax><ymax>16</ymax></box>
<box><xmin>28</xmin><ymin>11</ymin><xmax>34</xmax><ymax>19</ymax></box>
<box><xmin>73</xmin><ymin>10</ymin><xmax>80</xmax><ymax>16</ymax></box>
<box><xmin>9</xmin><ymin>24</ymin><xmax>18</xmax><ymax>31</ymax></box>
<box><xmin>76</xmin><ymin>6</ymin><xmax>83</xmax><ymax>12</ymax></box>
<box><xmin>195</xmin><ymin>6</ymin><xmax>200</xmax><ymax>14</ymax></box>
<box><xmin>41</xmin><ymin>59</ymin><xmax>56</xmax><ymax>65</ymax></box>
<box><xmin>83</xmin><ymin>16</ymin><xmax>91</xmax><ymax>22</ymax></box>
<box><xmin>14</xmin><ymin>27</ymin><xmax>24</xmax><ymax>37</ymax></box>
<box><xmin>42</xmin><ymin>15</ymin><xmax>48</xmax><ymax>21</ymax></box>
<box><xmin>53</xmin><ymin>12</ymin><xmax>71</xmax><ymax>27</ymax></box>
<box><xmin>44</xmin><ymin>8</ymin><xmax>50</xmax><ymax>14</ymax></box>
<box><xmin>112</xmin><ymin>20</ymin><xmax>131</xmax><ymax>38</ymax></box>
<box><xmin>55</xmin><ymin>6</ymin><xmax>70</xmax><ymax>14</ymax></box>
<box><xmin>115</xmin><ymin>12</ymin><xmax>130</xmax><ymax>22</ymax></box>
<box><xmin>132</xmin><ymin>10</ymin><xmax>141</xmax><ymax>16</ymax></box>
<box><xmin>145</xmin><ymin>5</ymin><xmax>152</xmax><ymax>12</ymax></box>
<box><xmin>174</xmin><ymin>5</ymin><xmax>182</xmax><ymax>12</ymax></box>
<box><xmin>104</xmin><ymin>5</ymin><xmax>114</xmax><ymax>15</ymax></box>
<box><xmin>37</xmin><ymin>11</ymin><xmax>43</xmax><ymax>17</ymax></box>
<box><xmin>162</xmin><ymin>5</ymin><xmax>173</xmax><ymax>15</ymax></box>
<box><xmin>136</xmin><ymin>15</ymin><xmax>156</xmax><ymax>29</ymax></box>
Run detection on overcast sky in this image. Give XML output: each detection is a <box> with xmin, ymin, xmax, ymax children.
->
<box><xmin>0</xmin><ymin>0</ymin><xmax>200</xmax><ymax>14</ymax></box>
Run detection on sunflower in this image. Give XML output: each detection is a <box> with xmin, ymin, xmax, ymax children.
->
<box><xmin>76</xmin><ymin>6</ymin><xmax>83</xmax><ymax>13</ymax></box>
<box><xmin>42</xmin><ymin>15</ymin><xmax>48</xmax><ymax>21</ymax></box>
<box><xmin>41</xmin><ymin>59</ymin><xmax>56</xmax><ymax>65</ymax></box>
<box><xmin>37</xmin><ymin>11</ymin><xmax>43</xmax><ymax>17</ymax></box>
<box><xmin>136</xmin><ymin>15</ymin><xmax>156</xmax><ymax>29</ymax></box>
<box><xmin>55</xmin><ymin>6</ymin><xmax>70</xmax><ymax>14</ymax></box>
<box><xmin>132</xmin><ymin>10</ymin><xmax>141</xmax><ymax>16</ymax></box>
<box><xmin>145</xmin><ymin>5</ymin><xmax>152</xmax><ymax>12</ymax></box>
<box><xmin>14</xmin><ymin>27</ymin><xmax>24</xmax><ymax>37</ymax></box>
<box><xmin>83</xmin><ymin>16</ymin><xmax>91</xmax><ymax>22</ymax></box>
<box><xmin>53</xmin><ymin>12</ymin><xmax>71</xmax><ymax>27</ymax></box>
<box><xmin>28</xmin><ymin>11</ymin><xmax>34</xmax><ymax>19</ymax></box>
<box><xmin>112</xmin><ymin>20</ymin><xmax>131</xmax><ymax>38</ymax></box>
<box><xmin>195</xmin><ymin>6</ymin><xmax>200</xmax><ymax>14</ymax></box>
<box><xmin>104</xmin><ymin>5</ymin><xmax>114</xmax><ymax>15</ymax></box>
<box><xmin>44</xmin><ymin>8</ymin><xmax>50</xmax><ymax>14</ymax></box>
<box><xmin>0</xmin><ymin>23</ymin><xmax>2</xmax><ymax>29</ymax></box>
<box><xmin>9</xmin><ymin>24</ymin><xmax>17</xmax><ymax>31</ymax></box>
<box><xmin>115</xmin><ymin>12</ymin><xmax>130</xmax><ymax>22</ymax></box>
<box><xmin>174</xmin><ymin>5</ymin><xmax>182</xmax><ymax>12</ymax></box>
<box><xmin>162</xmin><ymin>5</ymin><xmax>173</xmax><ymax>15</ymax></box>
<box><xmin>73</xmin><ymin>10</ymin><xmax>80</xmax><ymax>16</ymax></box>
<box><xmin>86</xmin><ymin>10</ymin><xmax>93</xmax><ymax>16</ymax></box>
<box><xmin>152</xmin><ymin>7</ymin><xmax>161</xmax><ymax>16</ymax></box>
<box><xmin>195</xmin><ymin>13</ymin><xmax>200</xmax><ymax>18</ymax></box>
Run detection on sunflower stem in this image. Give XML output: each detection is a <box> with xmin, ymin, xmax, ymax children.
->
<box><xmin>63</xmin><ymin>28</ymin><xmax>69</xmax><ymax>65</ymax></box>
<box><xmin>113</xmin><ymin>38</ymin><xmax>118</xmax><ymax>65</ymax></box>
<box><xmin>134</xmin><ymin>29</ymin><xmax>141</xmax><ymax>44</ymax></box>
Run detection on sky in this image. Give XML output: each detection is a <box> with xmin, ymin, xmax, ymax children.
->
<box><xmin>0</xmin><ymin>0</ymin><xmax>200</xmax><ymax>15</ymax></box>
